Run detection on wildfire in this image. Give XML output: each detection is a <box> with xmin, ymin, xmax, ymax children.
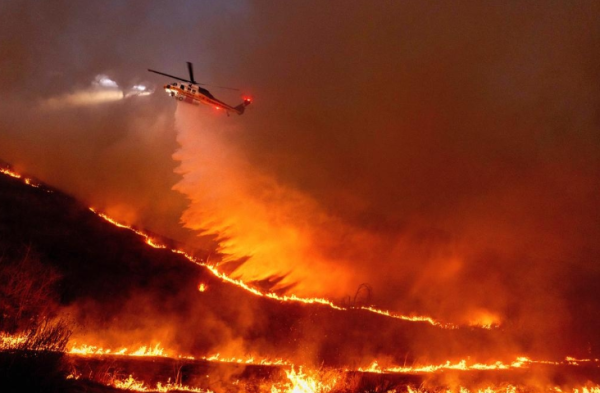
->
<box><xmin>356</xmin><ymin>356</ymin><xmax>600</xmax><ymax>375</ymax></box>
<box><xmin>65</xmin><ymin>338</ymin><xmax>600</xmax><ymax>378</ymax></box>
<box><xmin>0</xmin><ymin>165</ymin><xmax>494</xmax><ymax>330</ymax></box>
<box><xmin>357</xmin><ymin>358</ymin><xmax>527</xmax><ymax>374</ymax></box>
<box><xmin>272</xmin><ymin>367</ymin><xmax>600</xmax><ymax>393</ymax></box>
<box><xmin>0</xmin><ymin>333</ymin><xmax>28</xmax><ymax>349</ymax></box>
<box><xmin>68</xmin><ymin>341</ymin><xmax>296</xmax><ymax>366</ymax></box>
<box><xmin>405</xmin><ymin>388</ymin><xmax>600</xmax><ymax>393</ymax></box>
<box><xmin>69</xmin><ymin>343</ymin><xmax>168</xmax><ymax>358</ymax></box>
<box><xmin>202</xmin><ymin>353</ymin><xmax>292</xmax><ymax>366</ymax></box>
<box><xmin>86</xmin><ymin>206</ymin><xmax>480</xmax><ymax>330</ymax></box>
<box><xmin>0</xmin><ymin>167</ymin><xmax>40</xmax><ymax>188</ymax></box>
<box><xmin>566</xmin><ymin>357</ymin><xmax>600</xmax><ymax>365</ymax></box>
<box><xmin>112</xmin><ymin>375</ymin><xmax>212</xmax><ymax>392</ymax></box>
<box><xmin>4</xmin><ymin>166</ymin><xmax>600</xmax><ymax>393</ymax></box>
<box><xmin>272</xmin><ymin>367</ymin><xmax>340</xmax><ymax>393</ymax></box>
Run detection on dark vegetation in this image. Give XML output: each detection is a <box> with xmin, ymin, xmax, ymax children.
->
<box><xmin>0</xmin><ymin>247</ymin><xmax>71</xmax><ymax>391</ymax></box>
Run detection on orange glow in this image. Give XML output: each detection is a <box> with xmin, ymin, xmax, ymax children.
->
<box><xmin>202</xmin><ymin>353</ymin><xmax>291</xmax><ymax>366</ymax></box>
<box><xmin>69</xmin><ymin>343</ymin><xmax>168</xmax><ymax>358</ymax></box>
<box><xmin>356</xmin><ymin>357</ymin><xmax>545</xmax><ymax>374</ymax></box>
<box><xmin>271</xmin><ymin>367</ymin><xmax>339</xmax><ymax>393</ymax></box>
<box><xmin>0</xmin><ymin>150</ymin><xmax>496</xmax><ymax>330</ymax></box>
<box><xmin>65</xmin><ymin>339</ymin><xmax>599</xmax><ymax>376</ymax></box>
<box><xmin>172</xmin><ymin>106</ymin><xmax>504</xmax><ymax>330</ymax></box>
<box><xmin>0</xmin><ymin>333</ymin><xmax>28</xmax><ymax>349</ymax></box>
<box><xmin>0</xmin><ymin>167</ymin><xmax>21</xmax><ymax>179</ymax></box>
<box><xmin>0</xmin><ymin>167</ymin><xmax>40</xmax><ymax>188</ymax></box>
<box><xmin>112</xmin><ymin>374</ymin><xmax>212</xmax><ymax>392</ymax></box>
<box><xmin>87</xmin><ymin>207</ymin><xmax>486</xmax><ymax>329</ymax></box>
<box><xmin>466</xmin><ymin>309</ymin><xmax>502</xmax><ymax>329</ymax></box>
<box><xmin>68</xmin><ymin>341</ymin><xmax>295</xmax><ymax>366</ymax></box>
<box><xmin>3</xmin><ymin>151</ymin><xmax>600</xmax><ymax>393</ymax></box>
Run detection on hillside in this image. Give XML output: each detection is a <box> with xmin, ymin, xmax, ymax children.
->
<box><xmin>3</xmin><ymin>164</ymin><xmax>600</xmax><ymax>393</ymax></box>
<box><xmin>0</xmin><ymin>163</ymin><xmax>512</xmax><ymax>367</ymax></box>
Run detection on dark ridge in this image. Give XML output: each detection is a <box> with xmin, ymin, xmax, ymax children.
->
<box><xmin>0</xmin><ymin>163</ymin><xmax>514</xmax><ymax>367</ymax></box>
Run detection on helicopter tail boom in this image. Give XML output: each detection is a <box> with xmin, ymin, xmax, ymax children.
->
<box><xmin>233</xmin><ymin>98</ymin><xmax>252</xmax><ymax>115</ymax></box>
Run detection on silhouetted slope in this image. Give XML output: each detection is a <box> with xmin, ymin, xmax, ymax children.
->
<box><xmin>0</xmin><ymin>166</ymin><xmax>517</xmax><ymax>367</ymax></box>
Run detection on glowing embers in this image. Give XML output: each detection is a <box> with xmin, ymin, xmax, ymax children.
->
<box><xmin>198</xmin><ymin>283</ymin><xmax>208</xmax><ymax>292</ymax></box>
<box><xmin>566</xmin><ymin>357</ymin><xmax>600</xmax><ymax>365</ymax></box>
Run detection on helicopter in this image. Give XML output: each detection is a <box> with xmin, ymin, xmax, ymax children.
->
<box><xmin>148</xmin><ymin>62</ymin><xmax>251</xmax><ymax>115</ymax></box>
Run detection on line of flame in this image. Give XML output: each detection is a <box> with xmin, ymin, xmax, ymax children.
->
<box><xmin>356</xmin><ymin>356</ymin><xmax>600</xmax><ymax>375</ymax></box>
<box><xmin>69</xmin><ymin>364</ymin><xmax>600</xmax><ymax>393</ymax></box>
<box><xmin>0</xmin><ymin>168</ymin><xmax>41</xmax><ymax>188</ymax></box>
<box><xmin>101</xmin><ymin>374</ymin><xmax>212</xmax><ymax>393</ymax></box>
<box><xmin>64</xmin><ymin>340</ymin><xmax>600</xmax><ymax>376</ymax></box>
<box><xmin>68</xmin><ymin>342</ymin><xmax>292</xmax><ymax>366</ymax></box>
<box><xmin>88</xmin><ymin>208</ymin><xmax>473</xmax><ymax>329</ymax></box>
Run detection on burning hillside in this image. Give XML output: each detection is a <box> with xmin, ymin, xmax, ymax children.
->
<box><xmin>0</xmin><ymin>164</ymin><xmax>504</xmax><ymax>365</ymax></box>
<box><xmin>1</xmin><ymin>163</ymin><xmax>600</xmax><ymax>392</ymax></box>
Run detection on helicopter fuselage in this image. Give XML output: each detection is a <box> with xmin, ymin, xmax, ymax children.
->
<box><xmin>149</xmin><ymin>62</ymin><xmax>251</xmax><ymax>115</ymax></box>
<box><xmin>165</xmin><ymin>82</ymin><xmax>242</xmax><ymax>114</ymax></box>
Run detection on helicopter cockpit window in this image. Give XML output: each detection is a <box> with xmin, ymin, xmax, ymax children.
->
<box><xmin>180</xmin><ymin>84</ymin><xmax>185</xmax><ymax>89</ymax></box>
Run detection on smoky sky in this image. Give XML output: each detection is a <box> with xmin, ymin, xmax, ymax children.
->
<box><xmin>1</xmin><ymin>1</ymin><xmax>600</xmax><ymax>354</ymax></box>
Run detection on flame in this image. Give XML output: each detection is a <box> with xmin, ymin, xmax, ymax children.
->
<box><xmin>466</xmin><ymin>309</ymin><xmax>502</xmax><ymax>329</ymax></box>
<box><xmin>0</xmin><ymin>163</ymin><xmax>492</xmax><ymax>329</ymax></box>
<box><xmin>0</xmin><ymin>333</ymin><xmax>28</xmax><ymax>349</ymax></box>
<box><xmin>69</xmin><ymin>343</ymin><xmax>168</xmax><ymax>358</ymax></box>
<box><xmin>566</xmin><ymin>356</ymin><xmax>600</xmax><ymax>365</ymax></box>
<box><xmin>357</xmin><ymin>357</ymin><xmax>535</xmax><ymax>374</ymax></box>
<box><xmin>0</xmin><ymin>167</ymin><xmax>40</xmax><ymax>188</ymax></box>
<box><xmin>68</xmin><ymin>341</ymin><xmax>294</xmax><ymax>366</ymax></box>
<box><xmin>272</xmin><ymin>368</ymin><xmax>600</xmax><ymax>393</ymax></box>
<box><xmin>4</xmin><ymin>333</ymin><xmax>600</xmax><ymax>393</ymax></box>
<box><xmin>407</xmin><ymin>388</ymin><xmax>600</xmax><ymax>393</ymax></box>
<box><xmin>356</xmin><ymin>356</ymin><xmax>600</xmax><ymax>375</ymax></box>
<box><xmin>112</xmin><ymin>375</ymin><xmax>211</xmax><ymax>392</ymax></box>
<box><xmin>202</xmin><ymin>353</ymin><xmax>292</xmax><ymax>366</ymax></box>
<box><xmin>87</xmin><ymin>206</ymin><xmax>478</xmax><ymax>329</ymax></box>
<box><xmin>4</xmin><ymin>167</ymin><xmax>600</xmax><ymax>393</ymax></box>
<box><xmin>271</xmin><ymin>367</ymin><xmax>339</xmax><ymax>393</ymax></box>
<box><xmin>65</xmin><ymin>339</ymin><xmax>599</xmax><ymax>376</ymax></box>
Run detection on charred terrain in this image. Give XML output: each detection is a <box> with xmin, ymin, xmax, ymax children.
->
<box><xmin>1</xmin><ymin>164</ymin><xmax>600</xmax><ymax>393</ymax></box>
